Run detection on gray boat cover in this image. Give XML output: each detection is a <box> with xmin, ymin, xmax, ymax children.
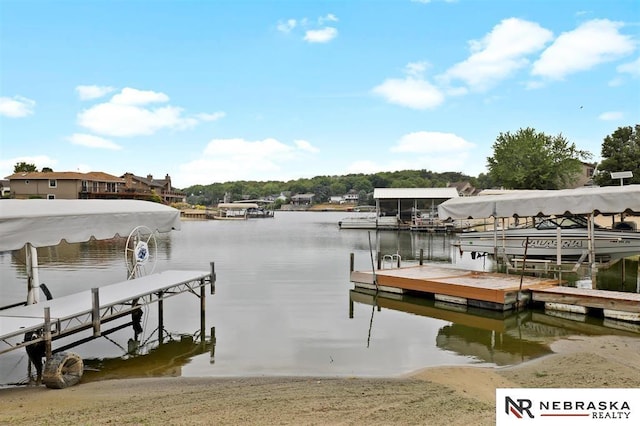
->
<box><xmin>0</xmin><ymin>199</ymin><xmax>181</xmax><ymax>251</ymax></box>
<box><xmin>438</xmin><ymin>185</ymin><xmax>640</xmax><ymax>219</ymax></box>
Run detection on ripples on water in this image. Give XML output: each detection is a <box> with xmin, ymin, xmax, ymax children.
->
<box><xmin>1</xmin><ymin>212</ymin><xmax>638</xmax><ymax>385</ymax></box>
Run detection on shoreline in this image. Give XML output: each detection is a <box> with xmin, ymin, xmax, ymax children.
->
<box><xmin>1</xmin><ymin>334</ymin><xmax>638</xmax><ymax>425</ymax></box>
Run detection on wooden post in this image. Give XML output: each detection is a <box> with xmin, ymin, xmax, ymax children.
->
<box><xmin>200</xmin><ymin>280</ymin><xmax>206</xmax><ymax>344</ymax></box>
<box><xmin>158</xmin><ymin>291</ymin><xmax>164</xmax><ymax>345</ymax></box>
<box><xmin>349</xmin><ymin>294</ymin><xmax>354</xmax><ymax>319</ymax></box>
<box><xmin>377</xmin><ymin>251</ymin><xmax>382</xmax><ymax>270</ymax></box>
<box><xmin>43</xmin><ymin>307</ymin><xmax>52</xmax><ymax>360</ymax></box>
<box><xmin>210</xmin><ymin>261</ymin><xmax>216</xmax><ymax>295</ymax></box>
<box><xmin>419</xmin><ymin>249</ymin><xmax>424</xmax><ymax>265</ymax></box>
<box><xmin>91</xmin><ymin>288</ymin><xmax>100</xmax><ymax>336</ymax></box>
<box><xmin>350</xmin><ymin>253</ymin><xmax>354</xmax><ymax>273</ymax></box>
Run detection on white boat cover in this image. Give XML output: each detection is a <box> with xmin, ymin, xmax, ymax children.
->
<box><xmin>373</xmin><ymin>187</ymin><xmax>459</xmax><ymax>200</ymax></box>
<box><xmin>0</xmin><ymin>199</ymin><xmax>181</xmax><ymax>251</ymax></box>
<box><xmin>438</xmin><ymin>185</ymin><xmax>640</xmax><ymax>219</ymax></box>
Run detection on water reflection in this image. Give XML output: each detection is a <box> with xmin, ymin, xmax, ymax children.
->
<box><xmin>349</xmin><ymin>288</ymin><xmax>639</xmax><ymax>365</ymax></box>
<box><xmin>83</xmin><ymin>330</ymin><xmax>215</xmax><ymax>382</ymax></box>
<box><xmin>1</xmin><ymin>212</ymin><xmax>639</xmax><ymax>385</ymax></box>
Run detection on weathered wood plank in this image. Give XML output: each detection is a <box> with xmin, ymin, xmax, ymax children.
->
<box><xmin>533</xmin><ymin>286</ymin><xmax>640</xmax><ymax>313</ymax></box>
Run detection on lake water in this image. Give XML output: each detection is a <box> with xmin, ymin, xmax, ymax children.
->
<box><xmin>1</xmin><ymin>212</ymin><xmax>638</xmax><ymax>385</ymax></box>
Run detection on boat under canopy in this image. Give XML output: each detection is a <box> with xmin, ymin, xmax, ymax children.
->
<box><xmin>437</xmin><ymin>185</ymin><xmax>640</xmax><ymax>268</ymax></box>
<box><xmin>437</xmin><ymin>185</ymin><xmax>640</xmax><ymax>219</ymax></box>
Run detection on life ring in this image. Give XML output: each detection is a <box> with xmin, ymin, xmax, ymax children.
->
<box><xmin>42</xmin><ymin>352</ymin><xmax>84</xmax><ymax>389</ymax></box>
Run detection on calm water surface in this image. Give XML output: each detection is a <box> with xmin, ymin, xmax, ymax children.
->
<box><xmin>1</xmin><ymin>212</ymin><xmax>638</xmax><ymax>385</ymax></box>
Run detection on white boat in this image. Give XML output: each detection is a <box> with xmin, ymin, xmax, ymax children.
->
<box><xmin>438</xmin><ymin>185</ymin><xmax>640</xmax><ymax>263</ymax></box>
<box><xmin>457</xmin><ymin>216</ymin><xmax>640</xmax><ymax>261</ymax></box>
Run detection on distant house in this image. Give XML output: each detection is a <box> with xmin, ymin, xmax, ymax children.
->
<box><xmin>0</xmin><ymin>179</ymin><xmax>10</xmax><ymax>197</ymax></box>
<box><xmin>6</xmin><ymin>171</ymin><xmax>125</xmax><ymax>200</ymax></box>
<box><xmin>572</xmin><ymin>162</ymin><xmax>597</xmax><ymax>188</ymax></box>
<box><xmin>6</xmin><ymin>171</ymin><xmax>185</xmax><ymax>203</ymax></box>
<box><xmin>448</xmin><ymin>181</ymin><xmax>479</xmax><ymax>197</ymax></box>
<box><xmin>121</xmin><ymin>173</ymin><xmax>186</xmax><ymax>204</ymax></box>
<box><xmin>343</xmin><ymin>190</ymin><xmax>359</xmax><ymax>203</ymax></box>
<box><xmin>290</xmin><ymin>193</ymin><xmax>315</xmax><ymax>205</ymax></box>
<box><xmin>329</xmin><ymin>196</ymin><xmax>344</xmax><ymax>204</ymax></box>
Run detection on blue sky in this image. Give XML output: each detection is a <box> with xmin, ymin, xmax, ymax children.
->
<box><xmin>1</xmin><ymin>0</ymin><xmax>639</xmax><ymax>188</ymax></box>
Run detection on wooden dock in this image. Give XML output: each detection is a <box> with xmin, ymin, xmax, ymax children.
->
<box><xmin>350</xmin><ymin>264</ymin><xmax>559</xmax><ymax>311</ymax></box>
<box><xmin>532</xmin><ymin>286</ymin><xmax>640</xmax><ymax>323</ymax></box>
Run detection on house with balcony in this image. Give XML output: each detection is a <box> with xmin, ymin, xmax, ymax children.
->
<box><xmin>6</xmin><ymin>171</ymin><xmax>185</xmax><ymax>204</ymax></box>
<box><xmin>5</xmin><ymin>171</ymin><xmax>125</xmax><ymax>200</ymax></box>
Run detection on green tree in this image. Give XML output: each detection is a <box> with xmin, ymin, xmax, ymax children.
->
<box><xmin>487</xmin><ymin>127</ymin><xmax>591</xmax><ymax>189</ymax></box>
<box><xmin>13</xmin><ymin>162</ymin><xmax>37</xmax><ymax>173</ymax></box>
<box><xmin>593</xmin><ymin>124</ymin><xmax>640</xmax><ymax>186</ymax></box>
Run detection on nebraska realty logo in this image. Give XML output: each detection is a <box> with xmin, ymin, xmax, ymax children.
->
<box><xmin>496</xmin><ymin>389</ymin><xmax>639</xmax><ymax>425</ymax></box>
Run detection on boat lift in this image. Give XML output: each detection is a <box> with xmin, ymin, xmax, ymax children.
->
<box><xmin>0</xmin><ymin>199</ymin><xmax>215</xmax><ymax>388</ymax></box>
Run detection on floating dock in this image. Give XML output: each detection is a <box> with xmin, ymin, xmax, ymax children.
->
<box><xmin>532</xmin><ymin>286</ymin><xmax>640</xmax><ymax>323</ymax></box>
<box><xmin>350</xmin><ymin>260</ymin><xmax>640</xmax><ymax>323</ymax></box>
<box><xmin>0</xmin><ymin>268</ymin><xmax>215</xmax><ymax>357</ymax></box>
<box><xmin>350</xmin><ymin>264</ymin><xmax>559</xmax><ymax>311</ymax></box>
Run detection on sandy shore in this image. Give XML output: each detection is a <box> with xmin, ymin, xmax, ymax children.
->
<box><xmin>1</xmin><ymin>334</ymin><xmax>638</xmax><ymax>425</ymax></box>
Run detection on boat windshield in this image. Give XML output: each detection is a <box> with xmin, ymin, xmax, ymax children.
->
<box><xmin>535</xmin><ymin>216</ymin><xmax>592</xmax><ymax>230</ymax></box>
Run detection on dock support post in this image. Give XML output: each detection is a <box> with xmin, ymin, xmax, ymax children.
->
<box><xmin>91</xmin><ymin>288</ymin><xmax>100</xmax><ymax>336</ymax></box>
<box><xmin>200</xmin><ymin>280</ymin><xmax>206</xmax><ymax>344</ymax></box>
<box><xmin>377</xmin><ymin>251</ymin><xmax>381</xmax><ymax>270</ymax></box>
<box><xmin>350</xmin><ymin>253</ymin><xmax>354</xmax><ymax>273</ymax></box>
<box><xmin>158</xmin><ymin>291</ymin><xmax>164</xmax><ymax>345</ymax></box>
<box><xmin>210</xmin><ymin>262</ymin><xmax>216</xmax><ymax>295</ymax></box>
<box><xmin>419</xmin><ymin>249</ymin><xmax>424</xmax><ymax>266</ymax></box>
<box><xmin>44</xmin><ymin>307</ymin><xmax>52</xmax><ymax>360</ymax></box>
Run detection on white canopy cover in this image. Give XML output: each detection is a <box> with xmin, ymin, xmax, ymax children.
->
<box><xmin>0</xmin><ymin>199</ymin><xmax>181</xmax><ymax>252</ymax></box>
<box><xmin>437</xmin><ymin>185</ymin><xmax>640</xmax><ymax>219</ymax></box>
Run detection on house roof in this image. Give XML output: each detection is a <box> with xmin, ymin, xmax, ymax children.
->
<box><xmin>6</xmin><ymin>171</ymin><xmax>124</xmax><ymax>182</ymax></box>
<box><xmin>373</xmin><ymin>188</ymin><xmax>459</xmax><ymax>200</ymax></box>
<box><xmin>128</xmin><ymin>174</ymin><xmax>165</xmax><ymax>188</ymax></box>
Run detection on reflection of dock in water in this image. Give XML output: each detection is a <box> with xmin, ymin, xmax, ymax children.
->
<box><xmin>83</xmin><ymin>329</ymin><xmax>216</xmax><ymax>382</ymax></box>
<box><xmin>349</xmin><ymin>288</ymin><xmax>639</xmax><ymax>366</ymax></box>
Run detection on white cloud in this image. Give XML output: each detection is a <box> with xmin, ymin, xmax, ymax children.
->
<box><xmin>196</xmin><ymin>111</ymin><xmax>226</xmax><ymax>121</ymax></box>
<box><xmin>76</xmin><ymin>87</ymin><xmax>213</xmax><ymax>137</ymax></box>
<box><xmin>68</xmin><ymin>133</ymin><xmax>123</xmax><ymax>150</ymax></box>
<box><xmin>443</xmin><ymin>18</ymin><xmax>553</xmax><ymax>91</ymax></box>
<box><xmin>318</xmin><ymin>14</ymin><xmax>338</xmax><ymax>25</ymax></box>
<box><xmin>617</xmin><ymin>56</ymin><xmax>640</xmax><ymax>77</ymax></box>
<box><xmin>1</xmin><ymin>155</ymin><xmax>57</xmax><ymax>177</ymax></box>
<box><xmin>391</xmin><ymin>131</ymin><xmax>474</xmax><ymax>153</ymax></box>
<box><xmin>532</xmin><ymin>19</ymin><xmax>636</xmax><ymax>80</ymax></box>
<box><xmin>177</xmin><ymin>137</ymin><xmax>318</xmax><ymax>185</ymax></box>
<box><xmin>75</xmin><ymin>85</ymin><xmax>116</xmax><ymax>100</ymax></box>
<box><xmin>294</xmin><ymin>139</ymin><xmax>320</xmax><ymax>153</ymax></box>
<box><xmin>372</xmin><ymin>77</ymin><xmax>444</xmax><ymax>109</ymax></box>
<box><xmin>0</xmin><ymin>96</ymin><xmax>36</xmax><ymax>118</ymax></box>
<box><xmin>110</xmin><ymin>87</ymin><xmax>169</xmax><ymax>105</ymax></box>
<box><xmin>304</xmin><ymin>27</ymin><xmax>338</xmax><ymax>43</ymax></box>
<box><xmin>278</xmin><ymin>14</ymin><xmax>339</xmax><ymax>43</ymax></box>
<box><xmin>598</xmin><ymin>111</ymin><xmax>624</xmax><ymax>121</ymax></box>
<box><xmin>277</xmin><ymin>19</ymin><xmax>297</xmax><ymax>34</ymax></box>
<box><xmin>78</xmin><ymin>102</ymin><xmax>195</xmax><ymax>137</ymax></box>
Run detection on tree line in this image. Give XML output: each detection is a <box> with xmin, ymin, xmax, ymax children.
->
<box><xmin>12</xmin><ymin>124</ymin><xmax>638</xmax><ymax>206</ymax></box>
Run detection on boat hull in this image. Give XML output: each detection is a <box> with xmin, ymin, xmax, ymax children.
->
<box><xmin>456</xmin><ymin>228</ymin><xmax>640</xmax><ymax>261</ymax></box>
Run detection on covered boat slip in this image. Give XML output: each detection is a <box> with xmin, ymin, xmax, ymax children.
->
<box><xmin>339</xmin><ymin>187</ymin><xmax>459</xmax><ymax>231</ymax></box>
<box><xmin>0</xmin><ymin>199</ymin><xmax>216</xmax><ymax>385</ymax></box>
<box><xmin>438</xmin><ymin>185</ymin><xmax>640</xmax><ymax>271</ymax></box>
<box><xmin>0</xmin><ymin>269</ymin><xmax>214</xmax><ymax>356</ymax></box>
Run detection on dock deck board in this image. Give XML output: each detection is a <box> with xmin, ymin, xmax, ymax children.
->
<box><xmin>351</xmin><ymin>265</ymin><xmax>559</xmax><ymax>306</ymax></box>
<box><xmin>533</xmin><ymin>286</ymin><xmax>640</xmax><ymax>313</ymax></box>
